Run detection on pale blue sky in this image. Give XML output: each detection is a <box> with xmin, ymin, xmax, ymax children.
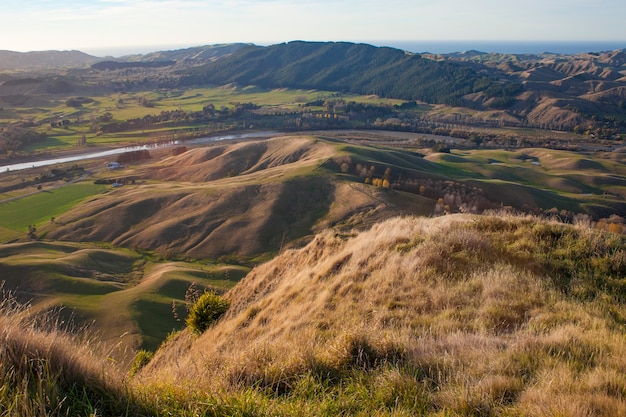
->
<box><xmin>2</xmin><ymin>0</ymin><xmax>625</xmax><ymax>55</ymax></box>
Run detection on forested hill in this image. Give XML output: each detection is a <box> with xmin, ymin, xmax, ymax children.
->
<box><xmin>181</xmin><ymin>41</ymin><xmax>502</xmax><ymax>106</ymax></box>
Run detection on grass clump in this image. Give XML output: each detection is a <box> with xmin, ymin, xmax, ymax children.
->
<box><xmin>0</xmin><ymin>290</ymin><xmax>150</xmax><ymax>416</ymax></box>
<box><xmin>186</xmin><ymin>291</ymin><xmax>230</xmax><ymax>335</ymax></box>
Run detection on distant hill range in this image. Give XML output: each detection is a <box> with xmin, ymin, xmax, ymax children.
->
<box><xmin>0</xmin><ymin>50</ymin><xmax>99</xmax><ymax>70</ymax></box>
<box><xmin>0</xmin><ymin>43</ymin><xmax>249</xmax><ymax>71</ymax></box>
<box><xmin>2</xmin><ymin>41</ymin><xmax>626</xmax><ymax>129</ymax></box>
<box><xmin>180</xmin><ymin>41</ymin><xmax>486</xmax><ymax>106</ymax></box>
<box><xmin>180</xmin><ymin>41</ymin><xmax>626</xmax><ymax>128</ymax></box>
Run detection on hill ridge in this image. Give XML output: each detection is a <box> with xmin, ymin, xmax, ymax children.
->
<box><xmin>137</xmin><ymin>213</ymin><xmax>626</xmax><ymax>415</ymax></box>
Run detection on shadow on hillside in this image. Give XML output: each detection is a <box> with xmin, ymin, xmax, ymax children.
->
<box><xmin>258</xmin><ymin>176</ymin><xmax>334</xmax><ymax>251</ymax></box>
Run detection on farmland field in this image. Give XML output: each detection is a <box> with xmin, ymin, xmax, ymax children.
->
<box><xmin>0</xmin><ymin>182</ymin><xmax>106</xmax><ymax>242</ymax></box>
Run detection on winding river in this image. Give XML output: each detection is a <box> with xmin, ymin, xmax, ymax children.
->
<box><xmin>0</xmin><ymin>131</ymin><xmax>280</xmax><ymax>173</ymax></box>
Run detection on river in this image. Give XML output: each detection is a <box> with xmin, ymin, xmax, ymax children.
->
<box><xmin>0</xmin><ymin>131</ymin><xmax>280</xmax><ymax>173</ymax></box>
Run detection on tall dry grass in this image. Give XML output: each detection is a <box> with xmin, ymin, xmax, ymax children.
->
<box><xmin>138</xmin><ymin>213</ymin><xmax>626</xmax><ymax>416</ymax></box>
<box><xmin>4</xmin><ymin>212</ymin><xmax>624</xmax><ymax>415</ymax></box>
<box><xmin>0</xmin><ymin>289</ymin><xmax>147</xmax><ymax>416</ymax></box>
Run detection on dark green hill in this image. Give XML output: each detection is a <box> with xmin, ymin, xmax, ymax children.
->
<box><xmin>181</xmin><ymin>41</ymin><xmax>499</xmax><ymax>106</ymax></box>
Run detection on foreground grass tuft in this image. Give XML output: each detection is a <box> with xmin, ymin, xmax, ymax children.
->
<box><xmin>0</xmin><ymin>291</ymin><xmax>151</xmax><ymax>416</ymax></box>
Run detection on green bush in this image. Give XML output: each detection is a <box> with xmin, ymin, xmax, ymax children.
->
<box><xmin>129</xmin><ymin>349</ymin><xmax>154</xmax><ymax>376</ymax></box>
<box><xmin>186</xmin><ymin>292</ymin><xmax>229</xmax><ymax>335</ymax></box>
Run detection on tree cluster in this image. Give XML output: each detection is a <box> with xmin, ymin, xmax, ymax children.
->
<box><xmin>0</xmin><ymin>124</ymin><xmax>47</xmax><ymax>153</ymax></box>
<box><xmin>99</xmin><ymin>102</ymin><xmax>258</xmax><ymax>134</ymax></box>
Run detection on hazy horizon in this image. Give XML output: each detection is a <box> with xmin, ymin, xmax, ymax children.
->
<box><xmin>67</xmin><ymin>39</ymin><xmax>626</xmax><ymax>58</ymax></box>
<box><xmin>3</xmin><ymin>1</ymin><xmax>626</xmax><ymax>56</ymax></box>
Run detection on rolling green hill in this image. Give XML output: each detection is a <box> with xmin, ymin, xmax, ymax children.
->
<box><xmin>0</xmin><ymin>129</ymin><xmax>625</xmax><ymax>415</ymax></box>
<box><xmin>0</xmin><ymin>240</ymin><xmax>246</xmax><ymax>358</ymax></box>
<box><xmin>181</xmin><ymin>41</ymin><xmax>499</xmax><ymax>106</ymax></box>
<box><xmin>28</xmin><ymin>134</ymin><xmax>625</xmax><ymax>261</ymax></box>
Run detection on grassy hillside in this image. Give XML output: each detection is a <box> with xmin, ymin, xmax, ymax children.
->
<box><xmin>135</xmin><ymin>213</ymin><xmax>626</xmax><ymax>416</ymax></box>
<box><xmin>3</xmin><ymin>212</ymin><xmax>625</xmax><ymax>416</ymax></box>
<box><xmin>40</xmin><ymin>136</ymin><xmax>435</xmax><ymax>259</ymax></box>
<box><xmin>0</xmin><ymin>240</ymin><xmax>246</xmax><ymax>359</ymax></box>
<box><xmin>424</xmin><ymin>147</ymin><xmax>626</xmax><ymax>218</ymax></box>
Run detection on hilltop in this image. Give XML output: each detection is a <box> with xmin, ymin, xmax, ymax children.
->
<box><xmin>133</xmin><ymin>213</ymin><xmax>625</xmax><ymax>415</ymax></box>
<box><xmin>2</xmin><ymin>212</ymin><xmax>625</xmax><ymax>416</ymax></box>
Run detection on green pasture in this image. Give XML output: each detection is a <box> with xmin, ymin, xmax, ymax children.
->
<box><xmin>0</xmin><ymin>183</ymin><xmax>106</xmax><ymax>242</ymax></box>
<box><xmin>156</xmin><ymin>266</ymin><xmax>247</xmax><ymax>291</ymax></box>
<box><xmin>429</xmin><ymin>148</ymin><xmax>626</xmax><ymax>214</ymax></box>
<box><xmin>337</xmin><ymin>143</ymin><xmax>462</xmax><ymax>179</ymax></box>
<box><xmin>14</xmin><ymin>86</ymin><xmax>408</xmax><ymax>153</ymax></box>
<box><xmin>0</xmin><ymin>241</ymin><xmax>141</xmax><ymax>297</ymax></box>
<box><xmin>50</xmin><ymin>294</ymin><xmax>110</xmax><ymax>316</ymax></box>
<box><xmin>30</xmin><ymin>86</ymin><xmax>404</xmax><ymax>126</ymax></box>
<box><xmin>128</xmin><ymin>263</ymin><xmax>247</xmax><ymax>350</ymax></box>
<box><xmin>0</xmin><ymin>238</ymin><xmax>250</xmax><ymax>354</ymax></box>
<box><xmin>437</xmin><ymin>148</ymin><xmax>620</xmax><ymax>192</ymax></box>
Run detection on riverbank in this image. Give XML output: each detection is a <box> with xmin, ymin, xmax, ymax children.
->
<box><xmin>0</xmin><ymin>131</ymin><xmax>281</xmax><ymax>174</ymax></box>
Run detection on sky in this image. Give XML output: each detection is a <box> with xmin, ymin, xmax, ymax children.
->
<box><xmin>2</xmin><ymin>0</ymin><xmax>626</xmax><ymax>56</ymax></box>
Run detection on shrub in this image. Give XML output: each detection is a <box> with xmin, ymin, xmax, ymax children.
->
<box><xmin>129</xmin><ymin>349</ymin><xmax>154</xmax><ymax>376</ymax></box>
<box><xmin>186</xmin><ymin>292</ymin><xmax>229</xmax><ymax>335</ymax></box>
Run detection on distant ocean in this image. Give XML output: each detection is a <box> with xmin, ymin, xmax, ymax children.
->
<box><xmin>370</xmin><ymin>40</ymin><xmax>626</xmax><ymax>55</ymax></box>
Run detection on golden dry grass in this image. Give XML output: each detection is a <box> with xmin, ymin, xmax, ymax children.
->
<box><xmin>134</xmin><ymin>213</ymin><xmax>626</xmax><ymax>416</ymax></box>
<box><xmin>0</xmin><ymin>289</ymin><xmax>138</xmax><ymax>416</ymax></box>
<box><xmin>3</xmin><ymin>212</ymin><xmax>626</xmax><ymax>415</ymax></box>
